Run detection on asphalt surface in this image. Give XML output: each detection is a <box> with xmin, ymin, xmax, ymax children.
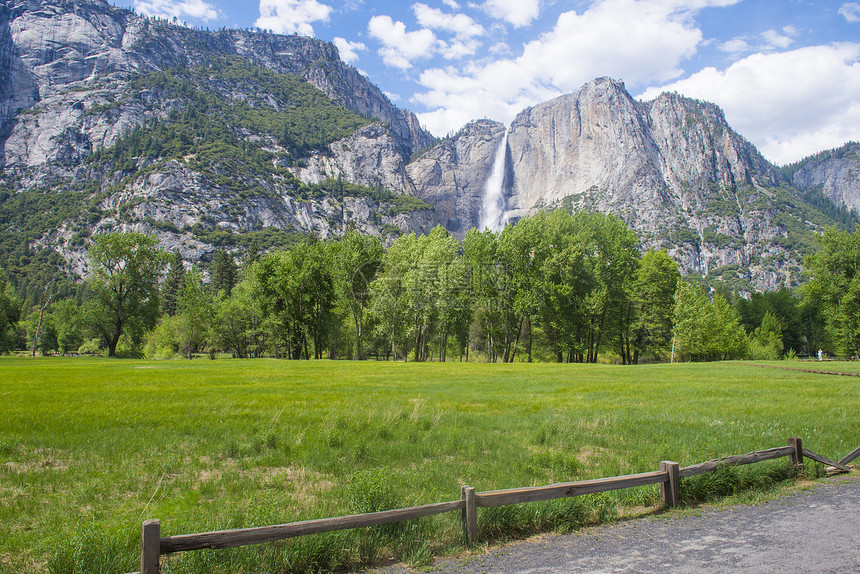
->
<box><xmin>377</xmin><ymin>476</ymin><xmax>860</xmax><ymax>574</ymax></box>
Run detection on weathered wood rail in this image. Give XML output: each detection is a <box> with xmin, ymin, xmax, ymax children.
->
<box><xmin>136</xmin><ymin>437</ymin><xmax>856</xmax><ymax>574</ymax></box>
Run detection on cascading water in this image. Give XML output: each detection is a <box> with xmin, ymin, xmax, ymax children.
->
<box><xmin>479</xmin><ymin>130</ymin><xmax>508</xmax><ymax>233</ymax></box>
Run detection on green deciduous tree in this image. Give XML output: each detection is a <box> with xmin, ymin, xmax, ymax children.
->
<box><xmin>52</xmin><ymin>299</ymin><xmax>84</xmax><ymax>354</ymax></box>
<box><xmin>0</xmin><ymin>271</ymin><xmax>21</xmax><ymax>353</ymax></box>
<box><xmin>255</xmin><ymin>240</ymin><xmax>335</xmax><ymax>359</ymax></box>
<box><xmin>735</xmin><ymin>288</ymin><xmax>803</xmax><ymax>355</ymax></box>
<box><xmin>673</xmin><ymin>281</ymin><xmax>748</xmax><ymax>361</ymax></box>
<box><xmin>85</xmin><ymin>232</ymin><xmax>167</xmax><ymax>357</ymax></box>
<box><xmin>750</xmin><ymin>310</ymin><xmax>784</xmax><ymax>360</ymax></box>
<box><xmin>25</xmin><ymin>310</ymin><xmax>58</xmax><ymax>355</ymax></box>
<box><xmin>802</xmin><ymin>225</ymin><xmax>860</xmax><ymax>358</ymax></box>
<box><xmin>371</xmin><ymin>232</ymin><xmax>424</xmax><ymax>361</ymax></box>
<box><xmin>177</xmin><ymin>269</ymin><xmax>211</xmax><ymax>359</ymax></box>
<box><xmin>332</xmin><ymin>230</ymin><xmax>383</xmax><ymax>360</ymax></box>
<box><xmin>209</xmin><ymin>275</ymin><xmax>266</xmax><ymax>358</ymax></box>
<box><xmin>632</xmin><ymin>249</ymin><xmax>680</xmax><ymax>362</ymax></box>
<box><xmin>462</xmin><ymin>227</ymin><xmax>511</xmax><ymax>362</ymax></box>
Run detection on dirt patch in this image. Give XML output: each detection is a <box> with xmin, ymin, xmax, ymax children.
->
<box><xmin>747</xmin><ymin>362</ymin><xmax>860</xmax><ymax>377</ymax></box>
<box><xmin>576</xmin><ymin>446</ymin><xmax>610</xmax><ymax>465</ymax></box>
<box><xmin>4</xmin><ymin>457</ymin><xmax>68</xmax><ymax>473</ymax></box>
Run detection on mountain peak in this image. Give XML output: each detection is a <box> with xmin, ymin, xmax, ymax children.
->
<box><xmin>2</xmin><ymin>0</ymin><xmax>858</xmax><ymax>295</ymax></box>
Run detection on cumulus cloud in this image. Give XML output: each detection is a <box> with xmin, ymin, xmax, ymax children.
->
<box><xmin>367</xmin><ymin>6</ymin><xmax>486</xmax><ymax>69</ymax></box>
<box><xmin>640</xmin><ymin>44</ymin><xmax>860</xmax><ymax>164</ymax></box>
<box><xmin>333</xmin><ymin>37</ymin><xmax>366</xmax><ymax>64</ymax></box>
<box><xmin>413</xmin><ymin>3</ymin><xmax>485</xmax><ymax>59</ymax></box>
<box><xmin>415</xmin><ymin>0</ymin><xmax>722</xmax><ymax>136</ymax></box>
<box><xmin>255</xmin><ymin>0</ymin><xmax>332</xmax><ymax>36</ymax></box>
<box><xmin>718</xmin><ymin>26</ymin><xmax>796</xmax><ymax>56</ymax></box>
<box><xmin>481</xmin><ymin>0</ymin><xmax>540</xmax><ymax>27</ymax></box>
<box><xmin>368</xmin><ymin>15</ymin><xmax>438</xmax><ymax>69</ymax></box>
<box><xmin>719</xmin><ymin>38</ymin><xmax>750</xmax><ymax>53</ymax></box>
<box><xmin>840</xmin><ymin>2</ymin><xmax>860</xmax><ymax>23</ymax></box>
<box><xmin>413</xmin><ymin>3</ymin><xmax>485</xmax><ymax>38</ymax></box>
<box><xmin>134</xmin><ymin>0</ymin><xmax>220</xmax><ymax>21</ymax></box>
<box><xmin>762</xmin><ymin>29</ymin><xmax>794</xmax><ymax>50</ymax></box>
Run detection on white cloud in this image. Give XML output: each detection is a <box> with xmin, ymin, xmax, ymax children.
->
<box><xmin>255</xmin><ymin>0</ymin><xmax>332</xmax><ymax>36</ymax></box>
<box><xmin>719</xmin><ymin>26</ymin><xmax>796</xmax><ymax>55</ymax></box>
<box><xmin>333</xmin><ymin>37</ymin><xmax>366</xmax><ymax>64</ymax></box>
<box><xmin>719</xmin><ymin>38</ymin><xmax>750</xmax><ymax>53</ymax></box>
<box><xmin>762</xmin><ymin>29</ymin><xmax>793</xmax><ymax>50</ymax></box>
<box><xmin>411</xmin><ymin>3</ymin><xmax>485</xmax><ymax>59</ymax></box>
<box><xmin>414</xmin><ymin>0</ymin><xmax>727</xmax><ymax>136</ymax></box>
<box><xmin>413</xmin><ymin>3</ymin><xmax>485</xmax><ymax>38</ymax></box>
<box><xmin>134</xmin><ymin>0</ymin><xmax>220</xmax><ymax>21</ymax></box>
<box><xmin>443</xmin><ymin>0</ymin><xmax>461</xmax><ymax>9</ymax></box>
<box><xmin>481</xmin><ymin>0</ymin><xmax>540</xmax><ymax>27</ymax></box>
<box><xmin>640</xmin><ymin>44</ymin><xmax>860</xmax><ymax>164</ymax></box>
<box><xmin>368</xmin><ymin>15</ymin><xmax>438</xmax><ymax>69</ymax></box>
<box><xmin>438</xmin><ymin>38</ymin><xmax>483</xmax><ymax>59</ymax></box>
<box><xmin>840</xmin><ymin>2</ymin><xmax>860</xmax><ymax>23</ymax></box>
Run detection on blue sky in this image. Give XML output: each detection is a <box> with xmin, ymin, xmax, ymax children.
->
<box><xmin>108</xmin><ymin>0</ymin><xmax>860</xmax><ymax>165</ymax></box>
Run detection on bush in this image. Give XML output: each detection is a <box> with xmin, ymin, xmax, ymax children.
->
<box><xmin>144</xmin><ymin>315</ymin><xmax>180</xmax><ymax>359</ymax></box>
<box><xmin>77</xmin><ymin>338</ymin><xmax>103</xmax><ymax>355</ymax></box>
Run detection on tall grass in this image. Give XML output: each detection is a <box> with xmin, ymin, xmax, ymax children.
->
<box><xmin>0</xmin><ymin>358</ymin><xmax>856</xmax><ymax>573</ymax></box>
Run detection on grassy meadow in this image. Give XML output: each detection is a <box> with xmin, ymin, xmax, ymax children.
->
<box><xmin>1</xmin><ymin>358</ymin><xmax>857</xmax><ymax>573</ymax></box>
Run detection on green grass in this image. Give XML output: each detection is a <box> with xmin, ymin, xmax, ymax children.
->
<box><xmin>778</xmin><ymin>360</ymin><xmax>860</xmax><ymax>374</ymax></box>
<box><xmin>0</xmin><ymin>358</ymin><xmax>857</xmax><ymax>573</ymax></box>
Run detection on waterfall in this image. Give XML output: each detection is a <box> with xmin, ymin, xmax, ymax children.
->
<box><xmin>479</xmin><ymin>130</ymin><xmax>508</xmax><ymax>233</ymax></box>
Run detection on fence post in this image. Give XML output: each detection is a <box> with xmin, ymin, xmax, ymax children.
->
<box><xmin>461</xmin><ymin>486</ymin><xmax>477</xmax><ymax>545</ymax></box>
<box><xmin>141</xmin><ymin>519</ymin><xmax>160</xmax><ymax>574</ymax></box>
<box><xmin>788</xmin><ymin>437</ymin><xmax>803</xmax><ymax>471</ymax></box>
<box><xmin>660</xmin><ymin>461</ymin><xmax>680</xmax><ymax>508</ymax></box>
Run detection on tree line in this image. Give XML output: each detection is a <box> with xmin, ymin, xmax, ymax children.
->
<box><xmin>0</xmin><ymin>209</ymin><xmax>853</xmax><ymax>362</ymax></box>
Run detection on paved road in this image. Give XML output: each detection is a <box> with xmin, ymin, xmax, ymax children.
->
<box><xmin>381</xmin><ymin>476</ymin><xmax>860</xmax><ymax>574</ymax></box>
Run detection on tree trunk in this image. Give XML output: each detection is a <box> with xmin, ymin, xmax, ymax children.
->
<box><xmin>354</xmin><ymin>311</ymin><xmax>363</xmax><ymax>361</ymax></box>
<box><xmin>526</xmin><ymin>315</ymin><xmax>533</xmax><ymax>363</ymax></box>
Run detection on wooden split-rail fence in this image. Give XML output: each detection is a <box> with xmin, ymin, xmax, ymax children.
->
<box><xmin>136</xmin><ymin>437</ymin><xmax>859</xmax><ymax>574</ymax></box>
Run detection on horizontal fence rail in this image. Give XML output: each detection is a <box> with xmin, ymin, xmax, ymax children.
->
<box><xmin>802</xmin><ymin>448</ymin><xmax>851</xmax><ymax>472</ymax></box>
<box><xmin>137</xmin><ymin>437</ymin><xmax>856</xmax><ymax>574</ymax></box>
<box><xmin>475</xmin><ymin>470</ymin><xmax>669</xmax><ymax>508</ymax></box>
<box><xmin>679</xmin><ymin>446</ymin><xmax>795</xmax><ymax>478</ymax></box>
<box><xmin>841</xmin><ymin>447</ymin><xmax>860</xmax><ymax>466</ymax></box>
<box><xmin>159</xmin><ymin>500</ymin><xmax>465</xmax><ymax>554</ymax></box>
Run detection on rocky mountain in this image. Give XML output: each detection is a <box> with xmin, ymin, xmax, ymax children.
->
<box><xmin>1</xmin><ymin>0</ymin><xmax>859</xmax><ymax>296</ymax></box>
<box><xmin>0</xmin><ymin>0</ymin><xmax>437</xmax><ymax>288</ymax></box>
<box><xmin>406</xmin><ymin>79</ymin><xmax>857</xmax><ymax>291</ymax></box>
<box><xmin>407</xmin><ymin>119</ymin><xmax>507</xmax><ymax>234</ymax></box>
<box><xmin>787</xmin><ymin>142</ymin><xmax>860</xmax><ymax>214</ymax></box>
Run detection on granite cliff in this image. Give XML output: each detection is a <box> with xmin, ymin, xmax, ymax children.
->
<box><xmin>2</xmin><ymin>0</ymin><xmax>859</xmax><ymax>294</ymax></box>
<box><xmin>407</xmin><ymin>79</ymin><xmax>856</xmax><ymax>290</ymax></box>
<box><xmin>788</xmin><ymin>142</ymin><xmax>860</xmax><ymax>214</ymax></box>
<box><xmin>0</xmin><ymin>0</ymin><xmax>436</xmax><ymax>279</ymax></box>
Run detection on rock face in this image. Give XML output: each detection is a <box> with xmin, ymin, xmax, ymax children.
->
<box><xmin>497</xmin><ymin>79</ymin><xmax>788</xmax><ymax>286</ymax></box>
<box><xmin>295</xmin><ymin>123</ymin><xmax>419</xmax><ymax>196</ymax></box>
<box><xmin>3</xmin><ymin>1</ymin><xmax>860</xmax><ymax>293</ymax></box>
<box><xmin>0</xmin><ymin>0</ymin><xmax>436</xmax><ymax>268</ymax></box>
<box><xmin>408</xmin><ymin>78</ymin><xmax>847</xmax><ymax>290</ymax></box>
<box><xmin>408</xmin><ymin>119</ymin><xmax>506</xmax><ymax>234</ymax></box>
<box><xmin>791</xmin><ymin>142</ymin><xmax>860</xmax><ymax>214</ymax></box>
<box><xmin>0</xmin><ymin>0</ymin><xmax>431</xmax><ymax>164</ymax></box>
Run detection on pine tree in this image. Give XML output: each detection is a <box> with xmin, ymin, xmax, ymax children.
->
<box><xmin>209</xmin><ymin>250</ymin><xmax>238</xmax><ymax>295</ymax></box>
<box><xmin>161</xmin><ymin>249</ymin><xmax>185</xmax><ymax>317</ymax></box>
